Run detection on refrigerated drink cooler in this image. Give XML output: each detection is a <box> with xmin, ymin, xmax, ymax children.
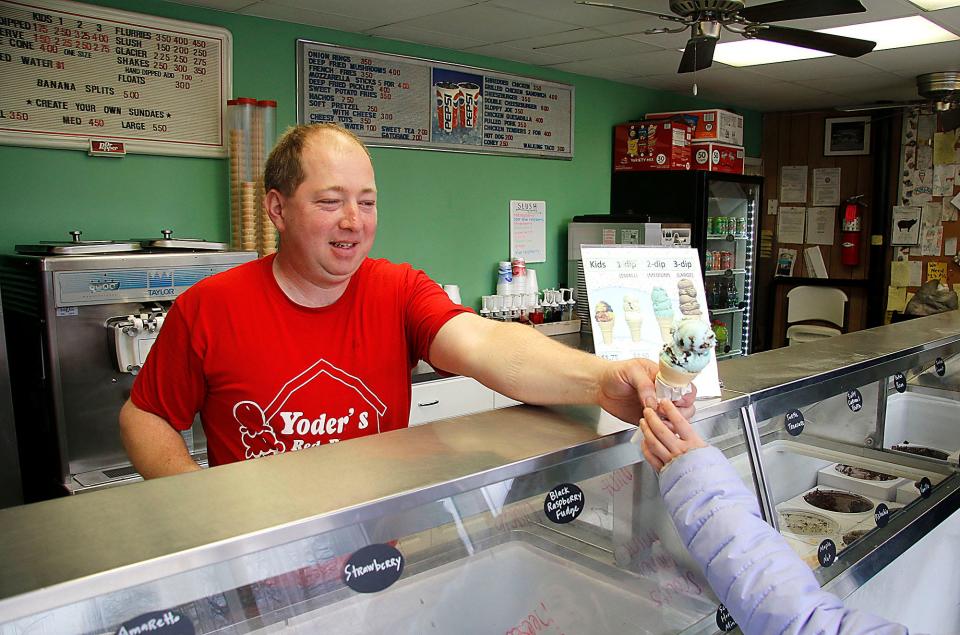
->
<box><xmin>611</xmin><ymin>171</ymin><xmax>763</xmax><ymax>357</ymax></box>
<box><xmin>0</xmin><ymin>235</ymin><xmax>256</xmax><ymax>500</ymax></box>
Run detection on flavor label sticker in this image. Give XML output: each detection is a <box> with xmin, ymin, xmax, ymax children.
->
<box><xmin>716</xmin><ymin>604</ymin><xmax>737</xmax><ymax>632</ymax></box>
<box><xmin>544</xmin><ymin>483</ymin><xmax>584</xmax><ymax>524</ymax></box>
<box><xmin>935</xmin><ymin>357</ymin><xmax>946</xmax><ymax>376</ymax></box>
<box><xmin>818</xmin><ymin>539</ymin><xmax>837</xmax><ymax>567</ymax></box>
<box><xmin>342</xmin><ymin>544</ymin><xmax>405</xmax><ymax>593</ymax></box>
<box><xmin>917</xmin><ymin>477</ymin><xmax>932</xmax><ymax>499</ymax></box>
<box><xmin>784</xmin><ymin>409</ymin><xmax>804</xmax><ymax>436</ymax></box>
<box><xmin>846</xmin><ymin>389</ymin><xmax>863</xmax><ymax>412</ymax></box>
<box><xmin>116</xmin><ymin>611</ymin><xmax>194</xmax><ymax>635</ymax></box>
<box><xmin>875</xmin><ymin>503</ymin><xmax>891</xmax><ymax>528</ymax></box>
<box><xmin>893</xmin><ymin>372</ymin><xmax>907</xmax><ymax>393</ymax></box>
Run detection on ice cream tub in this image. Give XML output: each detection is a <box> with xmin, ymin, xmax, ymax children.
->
<box><xmin>817</xmin><ymin>463</ymin><xmax>907</xmax><ymax>502</ymax></box>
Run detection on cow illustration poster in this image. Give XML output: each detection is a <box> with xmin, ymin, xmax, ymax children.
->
<box><xmin>891</xmin><ymin>206</ymin><xmax>921</xmax><ymax>246</ymax></box>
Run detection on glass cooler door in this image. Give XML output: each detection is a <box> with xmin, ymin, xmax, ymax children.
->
<box><xmin>704</xmin><ymin>178</ymin><xmax>759</xmax><ymax>359</ymax></box>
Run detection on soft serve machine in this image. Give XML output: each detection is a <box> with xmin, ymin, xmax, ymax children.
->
<box><xmin>0</xmin><ymin>231</ymin><xmax>256</xmax><ymax>501</ymax></box>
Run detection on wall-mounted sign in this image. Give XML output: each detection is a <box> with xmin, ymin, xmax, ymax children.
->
<box><xmin>297</xmin><ymin>39</ymin><xmax>573</xmax><ymax>160</ymax></box>
<box><xmin>784</xmin><ymin>409</ymin><xmax>804</xmax><ymax>436</ymax></box>
<box><xmin>543</xmin><ymin>483</ymin><xmax>584</xmax><ymax>524</ymax></box>
<box><xmin>0</xmin><ymin>0</ymin><xmax>230</xmax><ymax>157</ymax></box>
<box><xmin>341</xmin><ymin>543</ymin><xmax>404</xmax><ymax>593</ymax></box>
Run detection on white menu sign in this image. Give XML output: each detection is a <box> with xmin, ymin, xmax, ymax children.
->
<box><xmin>509</xmin><ymin>199</ymin><xmax>546</xmax><ymax>263</ymax></box>
<box><xmin>297</xmin><ymin>39</ymin><xmax>574</xmax><ymax>159</ymax></box>
<box><xmin>0</xmin><ymin>0</ymin><xmax>230</xmax><ymax>157</ymax></box>
<box><xmin>581</xmin><ymin>246</ymin><xmax>721</xmax><ymax>398</ymax></box>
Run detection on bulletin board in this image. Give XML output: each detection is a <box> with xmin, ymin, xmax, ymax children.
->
<box><xmin>0</xmin><ymin>0</ymin><xmax>231</xmax><ymax>157</ymax></box>
<box><xmin>887</xmin><ymin>108</ymin><xmax>960</xmax><ymax>315</ymax></box>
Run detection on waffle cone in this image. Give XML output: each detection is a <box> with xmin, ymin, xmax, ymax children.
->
<box><xmin>626</xmin><ymin>318</ymin><xmax>643</xmax><ymax>342</ymax></box>
<box><xmin>597</xmin><ymin>319</ymin><xmax>614</xmax><ymax>345</ymax></box>
<box><xmin>657</xmin><ymin>363</ymin><xmax>697</xmax><ymax>388</ymax></box>
<box><xmin>657</xmin><ymin>317</ymin><xmax>674</xmax><ymax>343</ymax></box>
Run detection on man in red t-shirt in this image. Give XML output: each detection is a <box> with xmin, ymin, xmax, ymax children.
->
<box><xmin>120</xmin><ymin>124</ymin><xmax>694</xmax><ymax>477</ymax></box>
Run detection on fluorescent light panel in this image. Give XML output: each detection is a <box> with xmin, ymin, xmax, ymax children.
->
<box><xmin>713</xmin><ymin>16</ymin><xmax>958</xmax><ymax>67</ymax></box>
<box><xmin>907</xmin><ymin>0</ymin><xmax>960</xmax><ymax>10</ymax></box>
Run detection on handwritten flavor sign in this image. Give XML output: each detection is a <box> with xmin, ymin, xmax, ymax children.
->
<box><xmin>0</xmin><ymin>0</ymin><xmax>230</xmax><ymax>157</ymax></box>
<box><xmin>297</xmin><ymin>39</ymin><xmax>573</xmax><ymax>159</ymax></box>
<box><xmin>510</xmin><ymin>199</ymin><xmax>546</xmax><ymax>263</ymax></box>
<box><xmin>581</xmin><ymin>246</ymin><xmax>721</xmax><ymax>398</ymax></box>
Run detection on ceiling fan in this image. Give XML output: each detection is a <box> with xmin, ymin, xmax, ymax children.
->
<box><xmin>839</xmin><ymin>72</ymin><xmax>960</xmax><ymax>129</ymax></box>
<box><xmin>575</xmin><ymin>0</ymin><xmax>878</xmax><ymax>73</ymax></box>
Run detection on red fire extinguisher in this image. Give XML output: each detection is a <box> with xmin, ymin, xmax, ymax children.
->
<box><xmin>841</xmin><ymin>195</ymin><xmax>866</xmax><ymax>266</ymax></box>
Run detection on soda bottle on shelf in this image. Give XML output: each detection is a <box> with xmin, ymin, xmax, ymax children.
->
<box><xmin>726</xmin><ymin>277</ymin><xmax>739</xmax><ymax>308</ymax></box>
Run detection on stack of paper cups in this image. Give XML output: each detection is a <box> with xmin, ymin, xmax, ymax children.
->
<box><xmin>496</xmin><ymin>261</ymin><xmax>513</xmax><ymax>296</ymax></box>
<box><xmin>525</xmin><ymin>268</ymin><xmax>538</xmax><ymax>296</ymax></box>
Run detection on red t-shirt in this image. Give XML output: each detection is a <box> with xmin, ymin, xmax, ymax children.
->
<box><xmin>131</xmin><ymin>255</ymin><xmax>470</xmax><ymax>467</ymax></box>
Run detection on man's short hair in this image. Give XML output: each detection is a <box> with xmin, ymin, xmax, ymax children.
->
<box><xmin>263</xmin><ymin>123</ymin><xmax>370</xmax><ymax>196</ymax></box>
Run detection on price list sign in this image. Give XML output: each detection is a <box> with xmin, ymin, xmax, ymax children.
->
<box><xmin>297</xmin><ymin>39</ymin><xmax>573</xmax><ymax>160</ymax></box>
<box><xmin>580</xmin><ymin>245</ymin><xmax>721</xmax><ymax>398</ymax></box>
<box><xmin>0</xmin><ymin>0</ymin><xmax>230</xmax><ymax>157</ymax></box>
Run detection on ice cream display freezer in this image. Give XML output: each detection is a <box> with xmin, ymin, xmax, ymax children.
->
<box><xmin>1</xmin><ymin>314</ymin><xmax>960</xmax><ymax>634</ymax></box>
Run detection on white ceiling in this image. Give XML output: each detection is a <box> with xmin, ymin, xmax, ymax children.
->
<box><xmin>169</xmin><ymin>0</ymin><xmax>960</xmax><ymax>112</ymax></box>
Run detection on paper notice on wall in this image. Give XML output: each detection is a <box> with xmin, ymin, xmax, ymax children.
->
<box><xmin>909</xmin><ymin>260</ymin><xmax>923</xmax><ymax>286</ymax></box>
<box><xmin>891</xmin><ymin>206</ymin><xmax>921</xmax><ymax>245</ymax></box>
<box><xmin>812</xmin><ymin>168</ymin><xmax>841</xmax><ymax>206</ymax></box>
<box><xmin>760</xmin><ymin>229</ymin><xmax>774</xmax><ymax>258</ymax></box>
<box><xmin>946</xmin><ymin>237</ymin><xmax>958</xmax><ymax>257</ymax></box>
<box><xmin>891</xmin><ymin>261</ymin><xmax>911</xmax><ymax>287</ymax></box>
<box><xmin>906</xmin><ymin>291</ymin><xmax>915</xmax><ymax>306</ymax></box>
<box><xmin>895</xmin><ymin>247</ymin><xmax>911</xmax><ymax>261</ymax></box>
<box><xmin>934</xmin><ymin>130</ymin><xmax>958</xmax><ymax>165</ymax></box>
<box><xmin>944</xmin><ymin>196</ymin><xmax>959</xmax><ymax>222</ymax></box>
<box><xmin>921</xmin><ymin>202</ymin><xmax>941</xmax><ymax>227</ymax></box>
<box><xmin>775</xmin><ymin>248</ymin><xmax>797</xmax><ymax>276</ymax></box>
<box><xmin>510</xmin><ymin>200</ymin><xmax>547</xmax><ymax>263</ymax></box>
<box><xmin>928</xmin><ymin>261</ymin><xmax>948</xmax><ymax>284</ymax></box>
<box><xmin>952</xmin><ymin>190</ymin><xmax>960</xmax><ymax>212</ymax></box>
<box><xmin>805</xmin><ymin>207</ymin><xmax>835</xmax><ymax>245</ymax></box>
<box><xmin>933</xmin><ymin>164</ymin><xmax>955</xmax><ymax>197</ymax></box>
<box><xmin>780</xmin><ymin>166</ymin><xmax>808</xmax><ymax>203</ymax></box>
<box><xmin>919</xmin><ymin>114</ymin><xmax>936</xmax><ymax>143</ymax></box>
<box><xmin>777</xmin><ymin>207</ymin><xmax>806</xmax><ymax>243</ymax></box>
<box><xmin>921</xmin><ymin>223</ymin><xmax>943</xmax><ymax>256</ymax></box>
<box><xmin>767</xmin><ymin>199</ymin><xmax>779</xmax><ymax>215</ymax></box>
<box><xmin>887</xmin><ymin>286</ymin><xmax>908</xmax><ymax>312</ymax></box>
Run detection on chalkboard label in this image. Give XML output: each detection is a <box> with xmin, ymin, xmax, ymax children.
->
<box><xmin>893</xmin><ymin>372</ymin><xmax>907</xmax><ymax>393</ymax></box>
<box><xmin>935</xmin><ymin>357</ymin><xmax>946</xmax><ymax>376</ymax></box>
<box><xmin>817</xmin><ymin>539</ymin><xmax>837</xmax><ymax>567</ymax></box>
<box><xmin>874</xmin><ymin>503</ymin><xmax>890</xmax><ymax>528</ymax></box>
<box><xmin>116</xmin><ymin>611</ymin><xmax>194</xmax><ymax>635</ymax></box>
<box><xmin>342</xmin><ymin>544</ymin><xmax>404</xmax><ymax>593</ymax></box>
<box><xmin>846</xmin><ymin>389</ymin><xmax>863</xmax><ymax>412</ymax></box>
<box><xmin>544</xmin><ymin>483</ymin><xmax>584</xmax><ymax>524</ymax></box>
<box><xmin>716</xmin><ymin>604</ymin><xmax>737</xmax><ymax>632</ymax></box>
<box><xmin>785</xmin><ymin>409</ymin><xmax>805</xmax><ymax>436</ymax></box>
<box><xmin>917</xmin><ymin>477</ymin><xmax>932</xmax><ymax>499</ymax></box>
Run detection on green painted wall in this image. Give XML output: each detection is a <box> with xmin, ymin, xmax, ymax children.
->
<box><xmin>0</xmin><ymin>0</ymin><xmax>761</xmax><ymax>309</ymax></box>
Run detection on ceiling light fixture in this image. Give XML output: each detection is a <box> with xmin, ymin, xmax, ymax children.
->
<box><xmin>712</xmin><ymin>15</ymin><xmax>958</xmax><ymax>67</ymax></box>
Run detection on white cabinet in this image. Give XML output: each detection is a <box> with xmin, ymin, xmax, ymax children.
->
<box><xmin>409</xmin><ymin>376</ymin><xmax>495</xmax><ymax>426</ymax></box>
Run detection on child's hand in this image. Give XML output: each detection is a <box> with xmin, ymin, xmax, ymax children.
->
<box><xmin>639</xmin><ymin>399</ymin><xmax>707</xmax><ymax>472</ymax></box>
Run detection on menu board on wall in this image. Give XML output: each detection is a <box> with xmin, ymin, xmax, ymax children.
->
<box><xmin>0</xmin><ymin>0</ymin><xmax>231</xmax><ymax>157</ymax></box>
<box><xmin>297</xmin><ymin>39</ymin><xmax>574</xmax><ymax>160</ymax></box>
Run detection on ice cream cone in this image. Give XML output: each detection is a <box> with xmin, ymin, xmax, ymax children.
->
<box><xmin>627</xmin><ymin>317</ymin><xmax>643</xmax><ymax>342</ymax></box>
<box><xmin>657</xmin><ymin>317</ymin><xmax>674</xmax><ymax>342</ymax></box>
<box><xmin>598</xmin><ymin>319</ymin><xmax>615</xmax><ymax>345</ymax></box>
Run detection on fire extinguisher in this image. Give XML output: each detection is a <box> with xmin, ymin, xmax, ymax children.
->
<box><xmin>841</xmin><ymin>195</ymin><xmax>866</xmax><ymax>266</ymax></box>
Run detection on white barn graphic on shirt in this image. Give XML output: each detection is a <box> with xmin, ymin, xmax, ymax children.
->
<box><xmin>233</xmin><ymin>358</ymin><xmax>387</xmax><ymax>459</ymax></box>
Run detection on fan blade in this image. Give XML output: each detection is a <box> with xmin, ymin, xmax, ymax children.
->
<box><xmin>678</xmin><ymin>36</ymin><xmax>717</xmax><ymax>73</ymax></box>
<box><xmin>574</xmin><ymin>1</ymin><xmax>685</xmax><ymax>23</ymax></box>
<box><xmin>739</xmin><ymin>0</ymin><xmax>866</xmax><ymax>23</ymax></box>
<box><xmin>753</xmin><ymin>25</ymin><xmax>875</xmax><ymax>57</ymax></box>
<box><xmin>943</xmin><ymin>108</ymin><xmax>960</xmax><ymax>132</ymax></box>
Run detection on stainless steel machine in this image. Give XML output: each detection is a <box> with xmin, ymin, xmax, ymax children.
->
<box><xmin>0</xmin><ymin>285</ymin><xmax>21</xmax><ymax>509</ymax></box>
<box><xmin>0</xmin><ymin>232</ymin><xmax>257</xmax><ymax>501</ymax></box>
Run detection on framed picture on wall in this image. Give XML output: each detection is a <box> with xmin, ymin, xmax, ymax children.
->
<box><xmin>824</xmin><ymin>116</ymin><xmax>871</xmax><ymax>156</ymax></box>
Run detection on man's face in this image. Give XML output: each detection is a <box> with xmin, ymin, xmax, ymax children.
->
<box><xmin>271</xmin><ymin>132</ymin><xmax>377</xmax><ymax>287</ymax></box>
